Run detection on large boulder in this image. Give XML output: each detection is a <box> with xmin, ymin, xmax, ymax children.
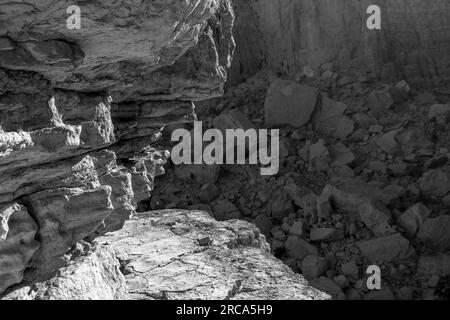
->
<box><xmin>2</xmin><ymin>210</ymin><xmax>331</xmax><ymax>300</ymax></box>
<box><xmin>95</xmin><ymin>210</ymin><xmax>329</xmax><ymax>300</ymax></box>
<box><xmin>264</xmin><ymin>80</ymin><xmax>318</xmax><ymax>128</ymax></box>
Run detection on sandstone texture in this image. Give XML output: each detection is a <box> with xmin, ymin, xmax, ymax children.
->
<box><xmin>3</xmin><ymin>210</ymin><xmax>329</xmax><ymax>300</ymax></box>
<box><xmin>0</xmin><ymin>0</ymin><xmax>235</xmax><ymax>294</ymax></box>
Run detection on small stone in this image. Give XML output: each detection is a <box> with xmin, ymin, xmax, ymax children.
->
<box><xmin>271</xmin><ymin>240</ymin><xmax>284</xmax><ymax>253</ymax></box>
<box><xmin>271</xmin><ymin>228</ymin><xmax>287</xmax><ymax>241</ymax></box>
<box><xmin>316</xmin><ymin>195</ymin><xmax>332</xmax><ymax>220</ymax></box>
<box><xmin>199</xmin><ymin>184</ymin><xmax>220</xmax><ymax>203</ymax></box>
<box><xmin>174</xmin><ymin>164</ymin><xmax>220</xmax><ymax>185</ymax></box>
<box><xmin>364</xmin><ymin>287</ymin><xmax>395</xmax><ymax>300</ymax></box>
<box><xmin>310</xmin><ymin>227</ymin><xmax>344</xmax><ymax>242</ymax></box>
<box><xmin>197</xmin><ymin>236</ymin><xmax>212</xmax><ymax>246</ymax></box>
<box><xmin>369</xmin><ymin>161</ymin><xmax>387</xmax><ymax>173</ymax></box>
<box><xmin>428</xmin><ymin>104</ymin><xmax>450</xmax><ymax>124</ymax></box>
<box><xmin>213</xmin><ymin>109</ymin><xmax>256</xmax><ymax>133</ymax></box>
<box><xmin>333</xmin><ymin>275</ymin><xmax>349</xmax><ymax>288</ymax></box>
<box><xmin>321</xmin><ymin>62</ymin><xmax>334</xmax><ymax>72</ymax></box>
<box><xmin>396</xmin><ymin>203</ymin><xmax>430</xmax><ymax>238</ymax></box>
<box><xmin>284</xmin><ymin>235</ymin><xmax>319</xmax><ymax>260</ymax></box>
<box><xmin>417</xmin><ymin>215</ymin><xmax>450</xmax><ymax>251</ymax></box>
<box><xmin>389</xmin><ymin>163</ymin><xmax>408</xmax><ymax>176</ymax></box>
<box><xmin>419</xmin><ymin>168</ymin><xmax>450</xmax><ymax>198</ymax></box>
<box><xmin>346</xmin><ymin>288</ymin><xmax>364</xmax><ymax>300</ymax></box>
<box><xmin>367</xmin><ymin>87</ymin><xmax>394</xmax><ymax>117</ymax></box>
<box><xmin>395</xmin><ymin>80</ymin><xmax>410</xmax><ymax>93</ymax></box>
<box><xmin>357</xmin><ymin>233</ymin><xmax>414</xmax><ymax>263</ymax></box>
<box><xmin>309</xmin><ymin>277</ymin><xmax>344</xmax><ymax>299</ymax></box>
<box><xmin>375</xmin><ymin>130</ymin><xmax>400</xmax><ymax>155</ymax></box>
<box><xmin>428</xmin><ymin>275</ymin><xmax>440</xmax><ymax>288</ymax></box>
<box><xmin>265</xmin><ymin>80</ymin><xmax>318</xmax><ymax>128</ymax></box>
<box><xmin>301</xmin><ymin>255</ymin><xmax>329</xmax><ymax>279</ymax></box>
<box><xmin>311</xmin><ymin>96</ymin><xmax>354</xmax><ymax>139</ymax></box>
<box><xmin>212</xmin><ymin>200</ymin><xmax>240</xmax><ymax>221</ymax></box>
<box><xmin>299</xmin><ymin>140</ymin><xmax>331</xmax><ymax>172</ymax></box>
<box><xmin>329</xmin><ymin>142</ymin><xmax>355</xmax><ymax>165</ymax></box>
<box><xmin>341</xmin><ymin>261</ymin><xmax>359</xmax><ymax>280</ymax></box>
<box><xmin>270</xmin><ymin>195</ymin><xmax>294</xmax><ymax>220</ymax></box>
<box><xmin>418</xmin><ymin>254</ymin><xmax>450</xmax><ymax>276</ymax></box>
<box><xmin>289</xmin><ymin>220</ymin><xmax>307</xmax><ymax>237</ymax></box>
<box><xmin>369</xmin><ymin>125</ymin><xmax>383</xmax><ymax>133</ymax></box>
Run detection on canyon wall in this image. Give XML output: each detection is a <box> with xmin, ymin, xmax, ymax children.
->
<box><xmin>0</xmin><ymin>0</ymin><xmax>235</xmax><ymax>294</ymax></box>
<box><xmin>231</xmin><ymin>0</ymin><xmax>450</xmax><ymax>85</ymax></box>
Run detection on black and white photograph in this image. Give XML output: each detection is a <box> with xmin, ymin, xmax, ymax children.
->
<box><xmin>0</xmin><ymin>0</ymin><xmax>450</xmax><ymax>307</ymax></box>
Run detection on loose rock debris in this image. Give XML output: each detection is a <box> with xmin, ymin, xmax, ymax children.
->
<box><xmin>151</xmin><ymin>70</ymin><xmax>450</xmax><ymax>300</ymax></box>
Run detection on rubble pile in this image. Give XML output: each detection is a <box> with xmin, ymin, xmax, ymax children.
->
<box><xmin>151</xmin><ymin>68</ymin><xmax>450</xmax><ymax>300</ymax></box>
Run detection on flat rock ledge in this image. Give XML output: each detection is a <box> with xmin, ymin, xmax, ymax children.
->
<box><xmin>2</xmin><ymin>210</ymin><xmax>328</xmax><ymax>300</ymax></box>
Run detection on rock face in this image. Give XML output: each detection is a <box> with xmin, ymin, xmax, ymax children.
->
<box><xmin>97</xmin><ymin>210</ymin><xmax>328</xmax><ymax>300</ymax></box>
<box><xmin>3</xmin><ymin>210</ymin><xmax>329</xmax><ymax>300</ymax></box>
<box><xmin>0</xmin><ymin>203</ymin><xmax>39</xmax><ymax>294</ymax></box>
<box><xmin>2</xmin><ymin>244</ymin><xmax>128</xmax><ymax>300</ymax></box>
<box><xmin>231</xmin><ymin>0</ymin><xmax>450</xmax><ymax>84</ymax></box>
<box><xmin>0</xmin><ymin>0</ymin><xmax>235</xmax><ymax>101</ymax></box>
<box><xmin>0</xmin><ymin>0</ymin><xmax>235</xmax><ymax>294</ymax></box>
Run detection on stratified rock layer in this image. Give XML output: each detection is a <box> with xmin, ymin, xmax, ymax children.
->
<box><xmin>0</xmin><ymin>0</ymin><xmax>235</xmax><ymax>101</ymax></box>
<box><xmin>2</xmin><ymin>210</ymin><xmax>329</xmax><ymax>300</ymax></box>
<box><xmin>0</xmin><ymin>0</ymin><xmax>235</xmax><ymax>294</ymax></box>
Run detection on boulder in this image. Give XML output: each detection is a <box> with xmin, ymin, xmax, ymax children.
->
<box><xmin>301</xmin><ymin>255</ymin><xmax>329</xmax><ymax>280</ymax></box>
<box><xmin>322</xmin><ymin>178</ymin><xmax>395</xmax><ymax>236</ymax></box>
<box><xmin>312</xmin><ymin>96</ymin><xmax>354</xmax><ymax>139</ymax></box>
<box><xmin>310</xmin><ymin>228</ymin><xmax>344</xmax><ymax>242</ymax></box>
<box><xmin>418</xmin><ymin>254</ymin><xmax>450</xmax><ymax>276</ymax></box>
<box><xmin>417</xmin><ymin>215</ymin><xmax>450</xmax><ymax>252</ymax></box>
<box><xmin>285</xmin><ymin>235</ymin><xmax>319</xmax><ymax>261</ymax></box>
<box><xmin>396</xmin><ymin>203</ymin><xmax>430</xmax><ymax>238</ymax></box>
<box><xmin>95</xmin><ymin>210</ymin><xmax>329</xmax><ymax>300</ymax></box>
<box><xmin>357</xmin><ymin>233</ymin><xmax>414</xmax><ymax>263</ymax></box>
<box><xmin>309</xmin><ymin>277</ymin><xmax>344</xmax><ymax>300</ymax></box>
<box><xmin>265</xmin><ymin>80</ymin><xmax>318</xmax><ymax>128</ymax></box>
<box><xmin>419</xmin><ymin>168</ymin><xmax>450</xmax><ymax>198</ymax></box>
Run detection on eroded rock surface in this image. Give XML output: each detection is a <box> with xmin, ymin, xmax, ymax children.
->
<box><xmin>2</xmin><ymin>210</ymin><xmax>329</xmax><ymax>300</ymax></box>
<box><xmin>0</xmin><ymin>0</ymin><xmax>235</xmax><ymax>294</ymax></box>
<box><xmin>96</xmin><ymin>210</ymin><xmax>329</xmax><ymax>300</ymax></box>
<box><xmin>2</xmin><ymin>243</ymin><xmax>127</xmax><ymax>300</ymax></box>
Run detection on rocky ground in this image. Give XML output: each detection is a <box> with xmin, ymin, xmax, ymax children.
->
<box><xmin>0</xmin><ymin>0</ymin><xmax>327</xmax><ymax>300</ymax></box>
<box><xmin>3</xmin><ymin>210</ymin><xmax>328</xmax><ymax>300</ymax></box>
<box><xmin>1</xmin><ymin>0</ymin><xmax>450</xmax><ymax>301</ymax></box>
<box><xmin>148</xmin><ymin>68</ymin><xmax>450</xmax><ymax>300</ymax></box>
